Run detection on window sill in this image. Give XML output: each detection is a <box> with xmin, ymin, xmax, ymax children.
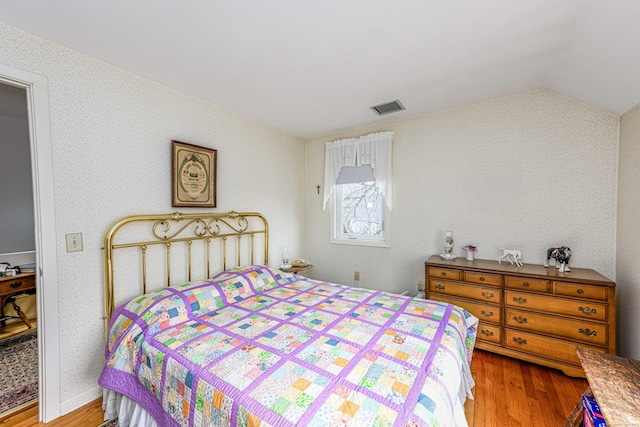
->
<box><xmin>330</xmin><ymin>237</ymin><xmax>390</xmax><ymax>248</ymax></box>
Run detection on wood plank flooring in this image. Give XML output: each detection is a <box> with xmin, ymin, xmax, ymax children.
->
<box><xmin>0</xmin><ymin>318</ymin><xmax>36</xmax><ymax>341</ymax></box>
<box><xmin>470</xmin><ymin>350</ymin><xmax>588</xmax><ymax>427</ymax></box>
<box><xmin>0</xmin><ymin>401</ymin><xmax>105</xmax><ymax>427</ymax></box>
<box><xmin>0</xmin><ymin>349</ymin><xmax>588</xmax><ymax>426</ymax></box>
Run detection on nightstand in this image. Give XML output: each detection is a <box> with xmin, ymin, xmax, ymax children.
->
<box><xmin>280</xmin><ymin>264</ymin><xmax>313</xmax><ymax>275</ymax></box>
<box><xmin>0</xmin><ymin>272</ymin><xmax>36</xmax><ymax>328</ymax></box>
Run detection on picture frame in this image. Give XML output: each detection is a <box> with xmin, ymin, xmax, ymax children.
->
<box><xmin>172</xmin><ymin>140</ymin><xmax>217</xmax><ymax>208</ymax></box>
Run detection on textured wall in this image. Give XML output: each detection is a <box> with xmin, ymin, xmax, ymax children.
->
<box><xmin>617</xmin><ymin>102</ymin><xmax>640</xmax><ymax>359</ymax></box>
<box><xmin>0</xmin><ymin>22</ymin><xmax>305</xmax><ymax>404</ymax></box>
<box><xmin>306</xmin><ymin>89</ymin><xmax>619</xmax><ymax>295</ymax></box>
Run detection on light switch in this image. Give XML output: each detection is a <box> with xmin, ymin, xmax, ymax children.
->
<box><xmin>65</xmin><ymin>233</ymin><xmax>83</xmax><ymax>252</ymax></box>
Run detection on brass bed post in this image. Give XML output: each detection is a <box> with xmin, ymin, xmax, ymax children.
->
<box><xmin>141</xmin><ymin>245</ymin><xmax>147</xmax><ymax>294</ymax></box>
<box><xmin>250</xmin><ymin>233</ymin><xmax>255</xmax><ymax>265</ymax></box>
<box><xmin>103</xmin><ymin>214</ymin><xmax>143</xmax><ymax>339</ymax></box>
<box><xmin>222</xmin><ymin>236</ymin><xmax>227</xmax><ymax>270</ymax></box>
<box><xmin>103</xmin><ymin>230</ymin><xmax>115</xmax><ymax>339</ymax></box>
<box><xmin>206</xmin><ymin>238</ymin><xmax>211</xmax><ymax>279</ymax></box>
<box><xmin>263</xmin><ymin>218</ymin><xmax>269</xmax><ymax>265</ymax></box>
<box><xmin>187</xmin><ymin>240</ymin><xmax>192</xmax><ymax>281</ymax></box>
<box><xmin>166</xmin><ymin>242</ymin><xmax>171</xmax><ymax>287</ymax></box>
<box><xmin>237</xmin><ymin>235</ymin><xmax>242</xmax><ymax>267</ymax></box>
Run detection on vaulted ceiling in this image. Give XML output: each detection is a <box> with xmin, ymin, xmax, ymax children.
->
<box><xmin>1</xmin><ymin>1</ymin><xmax>639</xmax><ymax>138</ymax></box>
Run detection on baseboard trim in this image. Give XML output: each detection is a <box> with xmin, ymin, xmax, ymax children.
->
<box><xmin>60</xmin><ymin>385</ymin><xmax>102</xmax><ymax>415</ymax></box>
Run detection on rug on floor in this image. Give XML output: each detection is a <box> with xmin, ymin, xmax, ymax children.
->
<box><xmin>98</xmin><ymin>419</ymin><xmax>118</xmax><ymax>427</ymax></box>
<box><xmin>0</xmin><ymin>330</ymin><xmax>38</xmax><ymax>416</ymax></box>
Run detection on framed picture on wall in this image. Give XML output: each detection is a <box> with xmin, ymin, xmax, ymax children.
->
<box><xmin>172</xmin><ymin>140</ymin><xmax>217</xmax><ymax>207</ymax></box>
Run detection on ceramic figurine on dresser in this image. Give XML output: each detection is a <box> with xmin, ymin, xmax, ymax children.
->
<box><xmin>544</xmin><ymin>246</ymin><xmax>572</xmax><ymax>272</ymax></box>
<box><xmin>498</xmin><ymin>248</ymin><xmax>523</xmax><ymax>266</ymax></box>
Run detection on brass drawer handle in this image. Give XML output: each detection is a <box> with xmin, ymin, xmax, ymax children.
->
<box><xmin>577</xmin><ymin>289</ymin><xmax>584</xmax><ymax>294</ymax></box>
<box><xmin>435</xmin><ymin>284</ymin><xmax>445</xmax><ymax>291</ymax></box>
<box><xmin>512</xmin><ymin>337</ymin><xmax>527</xmax><ymax>345</ymax></box>
<box><xmin>579</xmin><ymin>306</ymin><xmax>597</xmax><ymax>315</ymax></box>
<box><xmin>480</xmin><ymin>310</ymin><xmax>494</xmax><ymax>317</ymax></box>
<box><xmin>441</xmin><ymin>272</ymin><xmax>446</xmax><ymax>277</ymax></box>
<box><xmin>10</xmin><ymin>282</ymin><xmax>23</xmax><ymax>289</ymax></box>
<box><xmin>512</xmin><ymin>297</ymin><xmax>528</xmax><ymax>304</ymax></box>
<box><xmin>523</xmin><ymin>282</ymin><xmax>530</xmax><ymax>287</ymax></box>
<box><xmin>579</xmin><ymin>328</ymin><xmax>598</xmax><ymax>337</ymax></box>
<box><xmin>481</xmin><ymin>291</ymin><xmax>494</xmax><ymax>299</ymax></box>
<box><xmin>513</xmin><ymin>316</ymin><xmax>528</xmax><ymax>324</ymax></box>
<box><xmin>481</xmin><ymin>330</ymin><xmax>494</xmax><ymax>337</ymax></box>
<box><xmin>479</xmin><ymin>277</ymin><xmax>485</xmax><ymax>281</ymax></box>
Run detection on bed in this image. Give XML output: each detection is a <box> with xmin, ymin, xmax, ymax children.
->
<box><xmin>99</xmin><ymin>212</ymin><xmax>478</xmax><ymax>427</ymax></box>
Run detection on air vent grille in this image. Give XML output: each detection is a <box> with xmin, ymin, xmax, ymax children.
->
<box><xmin>370</xmin><ymin>100</ymin><xmax>405</xmax><ymax>116</ymax></box>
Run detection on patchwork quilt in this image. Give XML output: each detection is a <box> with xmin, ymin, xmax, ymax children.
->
<box><xmin>99</xmin><ymin>266</ymin><xmax>478</xmax><ymax>427</ymax></box>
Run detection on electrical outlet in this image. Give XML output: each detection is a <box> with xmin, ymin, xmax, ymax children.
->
<box><xmin>354</xmin><ymin>271</ymin><xmax>360</xmax><ymax>281</ymax></box>
<box><xmin>65</xmin><ymin>232</ymin><xmax>83</xmax><ymax>252</ymax></box>
<box><xmin>418</xmin><ymin>280</ymin><xmax>425</xmax><ymax>291</ymax></box>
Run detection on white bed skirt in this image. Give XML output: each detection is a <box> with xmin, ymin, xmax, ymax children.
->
<box><xmin>102</xmin><ymin>388</ymin><xmax>158</xmax><ymax>427</ymax></box>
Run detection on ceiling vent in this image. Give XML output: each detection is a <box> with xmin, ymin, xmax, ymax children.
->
<box><xmin>370</xmin><ymin>99</ymin><xmax>406</xmax><ymax>116</ymax></box>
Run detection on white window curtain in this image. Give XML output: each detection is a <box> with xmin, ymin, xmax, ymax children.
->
<box><xmin>323</xmin><ymin>131</ymin><xmax>394</xmax><ymax>211</ymax></box>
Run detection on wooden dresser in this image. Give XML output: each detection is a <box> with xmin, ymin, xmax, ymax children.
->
<box><xmin>425</xmin><ymin>255</ymin><xmax>616</xmax><ymax>377</ymax></box>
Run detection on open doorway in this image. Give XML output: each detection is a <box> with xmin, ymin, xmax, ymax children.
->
<box><xmin>0</xmin><ymin>82</ymin><xmax>38</xmax><ymax>419</ymax></box>
<box><xmin>0</xmin><ymin>63</ymin><xmax>60</xmax><ymax>423</ymax></box>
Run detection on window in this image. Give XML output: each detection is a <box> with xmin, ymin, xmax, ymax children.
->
<box><xmin>324</xmin><ymin>132</ymin><xmax>393</xmax><ymax>247</ymax></box>
<box><xmin>332</xmin><ymin>180</ymin><xmax>390</xmax><ymax>247</ymax></box>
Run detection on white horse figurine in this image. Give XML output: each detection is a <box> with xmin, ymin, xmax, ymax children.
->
<box><xmin>498</xmin><ymin>248</ymin><xmax>523</xmax><ymax>266</ymax></box>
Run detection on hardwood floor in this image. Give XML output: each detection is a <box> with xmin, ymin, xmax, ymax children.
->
<box><xmin>0</xmin><ymin>318</ymin><xmax>37</xmax><ymax>341</ymax></box>
<box><xmin>470</xmin><ymin>349</ymin><xmax>588</xmax><ymax>427</ymax></box>
<box><xmin>0</xmin><ymin>349</ymin><xmax>587</xmax><ymax>426</ymax></box>
<box><xmin>0</xmin><ymin>400</ymin><xmax>105</xmax><ymax>427</ymax></box>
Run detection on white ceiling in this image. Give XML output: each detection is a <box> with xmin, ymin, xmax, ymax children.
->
<box><xmin>1</xmin><ymin>0</ymin><xmax>639</xmax><ymax>138</ymax></box>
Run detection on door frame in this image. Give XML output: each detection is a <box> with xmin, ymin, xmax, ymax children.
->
<box><xmin>0</xmin><ymin>64</ymin><xmax>61</xmax><ymax>422</ymax></box>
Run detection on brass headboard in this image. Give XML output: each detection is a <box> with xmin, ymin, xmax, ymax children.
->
<box><xmin>103</xmin><ymin>211</ymin><xmax>268</xmax><ymax>336</ymax></box>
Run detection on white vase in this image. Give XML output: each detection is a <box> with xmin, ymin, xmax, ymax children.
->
<box><xmin>281</xmin><ymin>245</ymin><xmax>291</xmax><ymax>269</ymax></box>
<box><xmin>443</xmin><ymin>231</ymin><xmax>454</xmax><ymax>254</ymax></box>
<box><xmin>466</xmin><ymin>250</ymin><xmax>474</xmax><ymax>261</ymax></box>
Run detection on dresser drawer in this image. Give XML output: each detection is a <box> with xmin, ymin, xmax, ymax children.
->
<box><xmin>554</xmin><ymin>282</ymin><xmax>608</xmax><ymax>301</ymax></box>
<box><xmin>432</xmin><ymin>295</ymin><xmax>501</xmax><ymax>324</ymax></box>
<box><xmin>0</xmin><ymin>275</ymin><xmax>35</xmax><ymax>295</ymax></box>
<box><xmin>505</xmin><ymin>309</ymin><xmax>607</xmax><ymax>346</ymax></box>
<box><xmin>430</xmin><ymin>280</ymin><xmax>501</xmax><ymax>304</ymax></box>
<box><xmin>505</xmin><ymin>291</ymin><xmax>606</xmax><ymax>321</ymax></box>
<box><xmin>505</xmin><ymin>329</ymin><xmax>605</xmax><ymax>365</ymax></box>
<box><xmin>477</xmin><ymin>322</ymin><xmax>501</xmax><ymax>345</ymax></box>
<box><xmin>463</xmin><ymin>271</ymin><xmax>502</xmax><ymax>287</ymax></box>
<box><xmin>505</xmin><ymin>276</ymin><xmax>549</xmax><ymax>293</ymax></box>
<box><xmin>428</xmin><ymin>267</ymin><xmax>461</xmax><ymax>281</ymax></box>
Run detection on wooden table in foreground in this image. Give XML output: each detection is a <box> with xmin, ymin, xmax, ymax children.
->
<box><xmin>0</xmin><ymin>272</ymin><xmax>35</xmax><ymax>328</ymax></box>
<box><xmin>565</xmin><ymin>347</ymin><xmax>640</xmax><ymax>426</ymax></box>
